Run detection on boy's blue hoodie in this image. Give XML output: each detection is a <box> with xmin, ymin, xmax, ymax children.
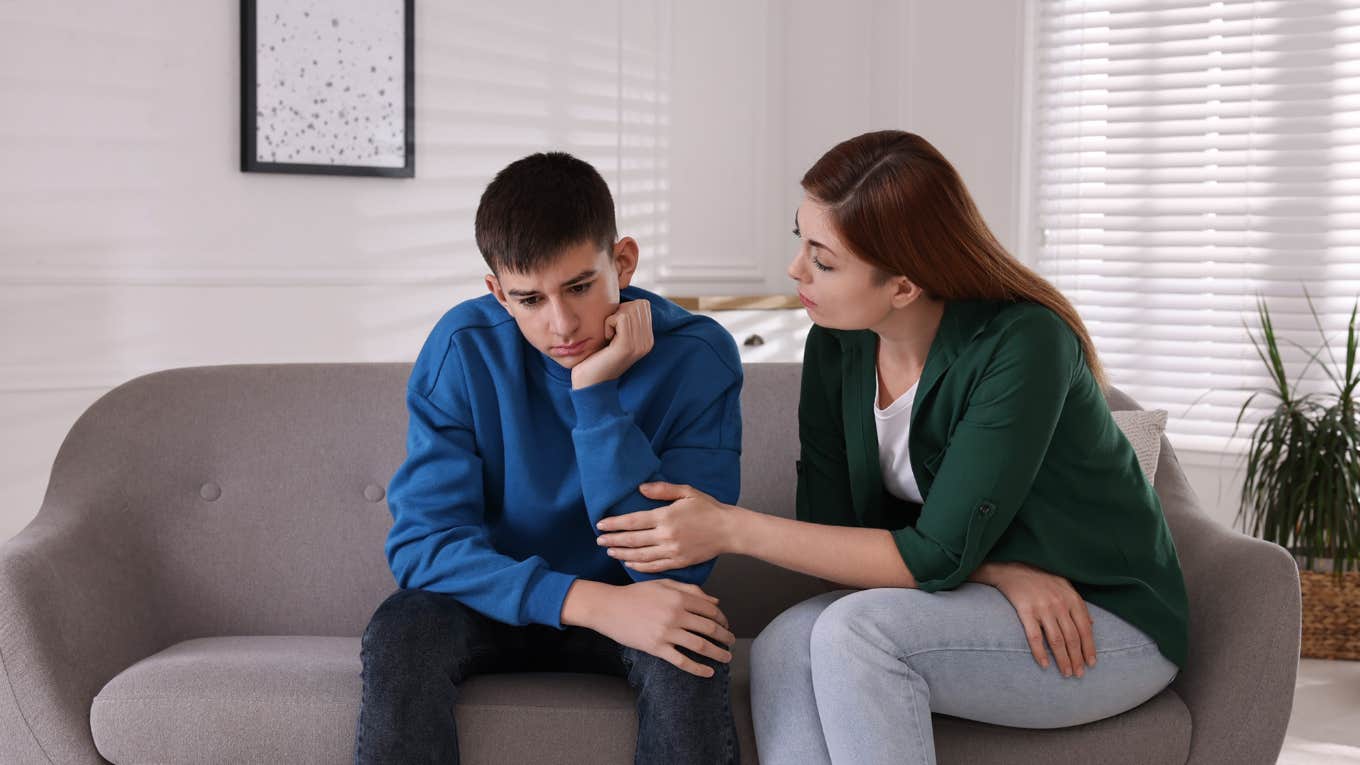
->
<box><xmin>385</xmin><ymin>286</ymin><xmax>743</xmax><ymax>628</ymax></box>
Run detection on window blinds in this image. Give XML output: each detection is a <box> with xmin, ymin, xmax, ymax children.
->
<box><xmin>1030</xmin><ymin>0</ymin><xmax>1360</xmax><ymax>453</ymax></box>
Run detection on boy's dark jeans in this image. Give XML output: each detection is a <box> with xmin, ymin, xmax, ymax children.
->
<box><xmin>354</xmin><ymin>588</ymin><xmax>739</xmax><ymax>764</ymax></box>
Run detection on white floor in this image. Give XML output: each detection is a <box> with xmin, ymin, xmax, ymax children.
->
<box><xmin>1280</xmin><ymin>659</ymin><xmax>1360</xmax><ymax>764</ymax></box>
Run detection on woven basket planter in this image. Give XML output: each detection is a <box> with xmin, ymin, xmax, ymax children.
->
<box><xmin>1299</xmin><ymin>569</ymin><xmax>1360</xmax><ymax>660</ymax></box>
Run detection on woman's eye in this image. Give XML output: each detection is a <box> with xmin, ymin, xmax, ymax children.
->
<box><xmin>811</xmin><ymin>254</ymin><xmax>831</xmax><ymax>272</ymax></box>
<box><xmin>792</xmin><ymin>226</ymin><xmax>801</xmax><ymax>239</ymax></box>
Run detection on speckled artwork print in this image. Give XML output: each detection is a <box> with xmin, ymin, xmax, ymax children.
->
<box><xmin>254</xmin><ymin>0</ymin><xmax>405</xmax><ymax>167</ymax></box>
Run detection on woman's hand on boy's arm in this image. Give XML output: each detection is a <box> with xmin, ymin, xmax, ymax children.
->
<box><xmin>571</xmin><ymin>299</ymin><xmax>655</xmax><ymax>390</ymax></box>
<box><xmin>605</xmin><ymin>483</ymin><xmax>918</xmax><ymax>590</ymax></box>
<box><xmin>595</xmin><ymin>482</ymin><xmax>737</xmax><ymax>570</ymax></box>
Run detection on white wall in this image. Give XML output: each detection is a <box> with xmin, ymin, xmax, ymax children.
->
<box><xmin>0</xmin><ymin>0</ymin><xmax>1245</xmax><ymax>541</ymax></box>
<box><xmin>699</xmin><ymin>1</ymin><xmax>1249</xmax><ymax>533</ymax></box>
<box><xmin>3</xmin><ymin>0</ymin><xmax>673</xmax><ymax>540</ymax></box>
<box><xmin>663</xmin><ymin>0</ymin><xmax>1028</xmax><ymax>294</ymax></box>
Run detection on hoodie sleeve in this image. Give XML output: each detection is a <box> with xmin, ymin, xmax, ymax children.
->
<box><xmin>385</xmin><ymin>363</ymin><xmax>579</xmax><ymax>628</ymax></box>
<box><xmin>569</xmin><ymin>341</ymin><xmax>742</xmax><ymax>587</ymax></box>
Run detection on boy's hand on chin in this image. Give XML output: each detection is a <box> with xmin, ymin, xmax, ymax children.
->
<box><xmin>571</xmin><ymin>299</ymin><xmax>655</xmax><ymax>390</ymax></box>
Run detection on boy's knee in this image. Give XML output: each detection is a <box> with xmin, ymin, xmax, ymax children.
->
<box><xmin>361</xmin><ymin>588</ymin><xmax>478</xmax><ymax>664</ymax></box>
<box><xmin>625</xmin><ymin>646</ymin><xmax>730</xmax><ymax>696</ymax></box>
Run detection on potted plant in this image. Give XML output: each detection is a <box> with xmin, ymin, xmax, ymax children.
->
<box><xmin>1236</xmin><ymin>292</ymin><xmax>1360</xmax><ymax>659</ymax></box>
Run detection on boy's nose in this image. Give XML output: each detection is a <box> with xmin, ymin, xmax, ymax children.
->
<box><xmin>549</xmin><ymin>302</ymin><xmax>579</xmax><ymax>337</ymax></box>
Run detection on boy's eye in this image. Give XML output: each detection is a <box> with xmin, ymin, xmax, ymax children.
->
<box><xmin>519</xmin><ymin>296</ymin><xmax>541</xmax><ymax>307</ymax></box>
<box><xmin>569</xmin><ymin>282</ymin><xmax>592</xmax><ymax>295</ymax></box>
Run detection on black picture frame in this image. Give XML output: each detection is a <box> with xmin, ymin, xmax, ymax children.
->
<box><xmin>240</xmin><ymin>0</ymin><xmax>415</xmax><ymax>178</ymax></box>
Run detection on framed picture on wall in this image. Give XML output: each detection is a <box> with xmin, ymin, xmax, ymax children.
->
<box><xmin>240</xmin><ymin>0</ymin><xmax>414</xmax><ymax>178</ymax></box>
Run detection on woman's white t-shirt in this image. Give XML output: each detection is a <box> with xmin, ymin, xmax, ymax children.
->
<box><xmin>874</xmin><ymin>373</ymin><xmax>924</xmax><ymax>504</ymax></box>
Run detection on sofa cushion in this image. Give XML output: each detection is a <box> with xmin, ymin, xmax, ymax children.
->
<box><xmin>89</xmin><ymin>635</ymin><xmax>753</xmax><ymax>764</ymax></box>
<box><xmin>91</xmin><ymin>637</ymin><xmax>368</xmax><ymax>764</ymax></box>
<box><xmin>90</xmin><ymin>635</ymin><xmax>1190</xmax><ymax>764</ymax></box>
<box><xmin>935</xmin><ymin>691</ymin><xmax>1191</xmax><ymax>764</ymax></box>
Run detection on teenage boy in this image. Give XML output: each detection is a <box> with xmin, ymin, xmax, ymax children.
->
<box><xmin>354</xmin><ymin>151</ymin><xmax>743</xmax><ymax>764</ymax></box>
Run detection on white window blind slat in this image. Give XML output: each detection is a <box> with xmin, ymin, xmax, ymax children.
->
<box><xmin>1032</xmin><ymin>0</ymin><xmax>1360</xmax><ymax>452</ymax></box>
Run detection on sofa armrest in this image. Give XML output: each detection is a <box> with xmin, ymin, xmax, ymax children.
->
<box><xmin>0</xmin><ymin>507</ymin><xmax>168</xmax><ymax>764</ymax></box>
<box><xmin>1155</xmin><ymin>444</ymin><xmax>1301</xmax><ymax>765</ymax></box>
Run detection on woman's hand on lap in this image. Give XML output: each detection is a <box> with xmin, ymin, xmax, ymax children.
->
<box><xmin>974</xmin><ymin>561</ymin><xmax>1097</xmax><ymax>678</ymax></box>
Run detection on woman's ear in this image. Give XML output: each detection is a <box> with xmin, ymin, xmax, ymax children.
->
<box><xmin>612</xmin><ymin>237</ymin><xmax>640</xmax><ymax>289</ymax></box>
<box><xmin>889</xmin><ymin>275</ymin><xmax>925</xmax><ymax>309</ymax></box>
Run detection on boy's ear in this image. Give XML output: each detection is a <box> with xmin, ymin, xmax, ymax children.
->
<box><xmin>613</xmin><ymin>237</ymin><xmax>639</xmax><ymax>290</ymax></box>
<box><xmin>485</xmin><ymin>273</ymin><xmax>510</xmax><ymax>309</ymax></box>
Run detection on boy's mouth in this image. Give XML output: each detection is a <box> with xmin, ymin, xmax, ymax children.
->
<box><xmin>551</xmin><ymin>339</ymin><xmax>590</xmax><ymax>357</ymax></box>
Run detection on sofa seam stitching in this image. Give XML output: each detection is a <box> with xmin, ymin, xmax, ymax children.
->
<box><xmin>92</xmin><ymin>696</ymin><xmax>636</xmax><ymax>712</ymax></box>
<box><xmin>897</xmin><ymin>641</ymin><xmax>1162</xmax><ymax>661</ymax></box>
<box><xmin>0</xmin><ymin>630</ymin><xmax>58</xmax><ymax>765</ymax></box>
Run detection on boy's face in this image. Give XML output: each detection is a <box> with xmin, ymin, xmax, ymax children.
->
<box><xmin>486</xmin><ymin>237</ymin><xmax>639</xmax><ymax>369</ymax></box>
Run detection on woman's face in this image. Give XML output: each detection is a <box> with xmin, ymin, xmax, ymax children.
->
<box><xmin>787</xmin><ymin>196</ymin><xmax>902</xmax><ymax>331</ymax></box>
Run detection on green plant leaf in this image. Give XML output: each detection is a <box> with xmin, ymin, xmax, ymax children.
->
<box><xmin>1238</xmin><ymin>293</ymin><xmax>1360</xmax><ymax>573</ymax></box>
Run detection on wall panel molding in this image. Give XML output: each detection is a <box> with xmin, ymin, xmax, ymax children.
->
<box><xmin>0</xmin><ymin>266</ymin><xmax>471</xmax><ymax>287</ymax></box>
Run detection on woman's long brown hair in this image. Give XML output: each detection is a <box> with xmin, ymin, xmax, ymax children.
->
<box><xmin>802</xmin><ymin>130</ymin><xmax>1107</xmax><ymax>388</ymax></box>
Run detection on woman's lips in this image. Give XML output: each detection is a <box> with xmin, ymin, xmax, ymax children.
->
<box><xmin>798</xmin><ymin>291</ymin><xmax>817</xmax><ymax>309</ymax></box>
<box><xmin>551</xmin><ymin>339</ymin><xmax>590</xmax><ymax>357</ymax></box>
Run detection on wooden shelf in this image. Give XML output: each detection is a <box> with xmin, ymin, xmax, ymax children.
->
<box><xmin>667</xmin><ymin>295</ymin><xmax>802</xmax><ymax>311</ymax></box>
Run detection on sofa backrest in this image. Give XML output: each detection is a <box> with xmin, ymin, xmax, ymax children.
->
<box><xmin>712</xmin><ymin>364</ymin><xmax>829</xmax><ymax>635</ymax></box>
<box><xmin>40</xmin><ymin>364</ymin><xmax>406</xmax><ymax>641</ymax></box>
<box><xmin>33</xmin><ymin>362</ymin><xmax>1199</xmax><ymax>642</ymax></box>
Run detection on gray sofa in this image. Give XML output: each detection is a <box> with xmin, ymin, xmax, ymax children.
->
<box><xmin>0</xmin><ymin>362</ymin><xmax>1299</xmax><ymax>764</ymax></box>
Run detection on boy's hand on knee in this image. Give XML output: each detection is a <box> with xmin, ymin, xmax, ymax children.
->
<box><xmin>571</xmin><ymin>300</ymin><xmax>654</xmax><ymax>389</ymax></box>
<box><xmin>561</xmin><ymin>579</ymin><xmax>734</xmax><ymax>677</ymax></box>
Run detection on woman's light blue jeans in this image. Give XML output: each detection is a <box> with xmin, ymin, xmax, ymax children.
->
<box><xmin>749</xmin><ymin>583</ymin><xmax>1178</xmax><ymax>765</ymax></box>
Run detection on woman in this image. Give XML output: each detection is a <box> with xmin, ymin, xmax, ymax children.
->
<box><xmin>595</xmin><ymin>130</ymin><xmax>1189</xmax><ymax>764</ymax></box>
